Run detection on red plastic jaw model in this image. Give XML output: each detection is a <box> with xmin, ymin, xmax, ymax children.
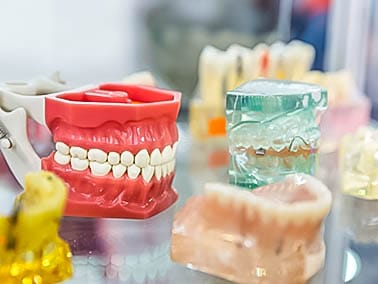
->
<box><xmin>41</xmin><ymin>83</ymin><xmax>181</xmax><ymax>219</ymax></box>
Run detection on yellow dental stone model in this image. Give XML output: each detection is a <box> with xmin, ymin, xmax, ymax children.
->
<box><xmin>340</xmin><ymin>127</ymin><xmax>378</xmax><ymax>200</ymax></box>
<box><xmin>0</xmin><ymin>171</ymin><xmax>72</xmax><ymax>283</ymax></box>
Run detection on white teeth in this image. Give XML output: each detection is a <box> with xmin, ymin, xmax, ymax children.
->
<box><xmin>162</xmin><ymin>145</ymin><xmax>173</xmax><ymax>164</ymax></box>
<box><xmin>59</xmin><ymin>144</ymin><xmax>176</xmax><ymax>180</ymax></box>
<box><xmin>70</xmin><ymin>146</ymin><xmax>87</xmax><ymax>159</ymax></box>
<box><xmin>88</xmin><ymin>149</ymin><xmax>107</xmax><ymax>162</ymax></box>
<box><xmin>150</xmin><ymin>149</ymin><xmax>162</xmax><ymax>166</ymax></box>
<box><xmin>121</xmin><ymin>151</ymin><xmax>134</xmax><ymax>166</ymax></box>
<box><xmin>172</xmin><ymin>142</ymin><xmax>178</xmax><ymax>157</ymax></box>
<box><xmin>127</xmin><ymin>164</ymin><xmax>140</xmax><ymax>179</ymax></box>
<box><xmin>90</xmin><ymin>161</ymin><xmax>111</xmax><ymax>176</ymax></box>
<box><xmin>112</xmin><ymin>164</ymin><xmax>126</xmax><ymax>178</ymax></box>
<box><xmin>155</xmin><ymin>165</ymin><xmax>162</xmax><ymax>181</ymax></box>
<box><xmin>168</xmin><ymin>160</ymin><xmax>175</xmax><ymax>173</ymax></box>
<box><xmin>56</xmin><ymin>142</ymin><xmax>70</xmax><ymax>155</ymax></box>
<box><xmin>54</xmin><ymin>151</ymin><xmax>70</xmax><ymax>165</ymax></box>
<box><xmin>162</xmin><ymin>164</ymin><xmax>169</xmax><ymax>177</ymax></box>
<box><xmin>135</xmin><ymin>149</ymin><xmax>150</xmax><ymax>168</ymax></box>
<box><xmin>71</xmin><ymin>157</ymin><xmax>89</xmax><ymax>171</ymax></box>
<box><xmin>108</xmin><ymin>152</ymin><xmax>120</xmax><ymax>165</ymax></box>
<box><xmin>142</xmin><ymin>165</ymin><xmax>154</xmax><ymax>183</ymax></box>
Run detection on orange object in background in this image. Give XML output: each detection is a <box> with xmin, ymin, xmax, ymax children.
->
<box><xmin>207</xmin><ymin>117</ymin><xmax>226</xmax><ymax>136</ymax></box>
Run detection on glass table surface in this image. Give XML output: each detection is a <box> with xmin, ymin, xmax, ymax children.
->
<box><xmin>0</xmin><ymin>122</ymin><xmax>377</xmax><ymax>284</ymax></box>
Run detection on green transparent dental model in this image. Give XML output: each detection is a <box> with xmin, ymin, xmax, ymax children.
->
<box><xmin>226</xmin><ymin>79</ymin><xmax>327</xmax><ymax>188</ymax></box>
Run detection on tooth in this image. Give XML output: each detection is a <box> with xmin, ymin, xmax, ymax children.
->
<box><xmin>127</xmin><ymin>164</ymin><xmax>140</xmax><ymax>179</ymax></box>
<box><xmin>56</xmin><ymin>142</ymin><xmax>70</xmax><ymax>155</ymax></box>
<box><xmin>168</xmin><ymin>160</ymin><xmax>176</xmax><ymax>173</ymax></box>
<box><xmin>150</xmin><ymin>149</ymin><xmax>162</xmax><ymax>166</ymax></box>
<box><xmin>135</xmin><ymin>149</ymin><xmax>150</xmax><ymax>168</ymax></box>
<box><xmin>142</xmin><ymin>165</ymin><xmax>154</xmax><ymax>182</ymax></box>
<box><xmin>121</xmin><ymin>151</ymin><xmax>134</xmax><ymax>166</ymax></box>
<box><xmin>90</xmin><ymin>161</ymin><xmax>111</xmax><ymax>176</ymax></box>
<box><xmin>88</xmin><ymin>149</ymin><xmax>107</xmax><ymax>162</ymax></box>
<box><xmin>70</xmin><ymin>146</ymin><xmax>87</xmax><ymax>159</ymax></box>
<box><xmin>162</xmin><ymin>164</ymin><xmax>169</xmax><ymax>177</ymax></box>
<box><xmin>54</xmin><ymin>151</ymin><xmax>70</xmax><ymax>165</ymax></box>
<box><xmin>112</xmin><ymin>164</ymin><xmax>126</xmax><ymax>178</ymax></box>
<box><xmin>155</xmin><ymin>165</ymin><xmax>162</xmax><ymax>181</ymax></box>
<box><xmin>71</xmin><ymin>157</ymin><xmax>89</xmax><ymax>171</ymax></box>
<box><xmin>172</xmin><ymin>142</ymin><xmax>178</xmax><ymax>158</ymax></box>
<box><xmin>162</xmin><ymin>145</ymin><xmax>173</xmax><ymax>163</ymax></box>
<box><xmin>108</xmin><ymin>152</ymin><xmax>120</xmax><ymax>165</ymax></box>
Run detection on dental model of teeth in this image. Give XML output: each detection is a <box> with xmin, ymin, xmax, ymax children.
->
<box><xmin>39</xmin><ymin>83</ymin><xmax>181</xmax><ymax>219</ymax></box>
<box><xmin>226</xmin><ymin>79</ymin><xmax>327</xmax><ymax>189</ymax></box>
<box><xmin>170</xmin><ymin>174</ymin><xmax>332</xmax><ymax>284</ymax></box>
<box><xmin>0</xmin><ymin>171</ymin><xmax>72</xmax><ymax>283</ymax></box>
<box><xmin>339</xmin><ymin>127</ymin><xmax>378</xmax><ymax>200</ymax></box>
<box><xmin>53</xmin><ymin>142</ymin><xmax>178</xmax><ymax>182</ymax></box>
<box><xmin>189</xmin><ymin>40</ymin><xmax>315</xmax><ymax>140</ymax></box>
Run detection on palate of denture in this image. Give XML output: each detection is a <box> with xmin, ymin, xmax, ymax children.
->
<box><xmin>171</xmin><ymin>174</ymin><xmax>332</xmax><ymax>284</ymax></box>
<box><xmin>41</xmin><ymin>84</ymin><xmax>181</xmax><ymax>219</ymax></box>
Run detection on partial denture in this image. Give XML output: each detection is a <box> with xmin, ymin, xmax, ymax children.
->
<box><xmin>171</xmin><ymin>174</ymin><xmax>332</xmax><ymax>284</ymax></box>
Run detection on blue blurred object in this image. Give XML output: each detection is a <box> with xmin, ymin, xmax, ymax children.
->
<box><xmin>291</xmin><ymin>1</ymin><xmax>329</xmax><ymax>70</ymax></box>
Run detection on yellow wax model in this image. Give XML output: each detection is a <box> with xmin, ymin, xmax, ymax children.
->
<box><xmin>0</xmin><ymin>171</ymin><xmax>72</xmax><ymax>283</ymax></box>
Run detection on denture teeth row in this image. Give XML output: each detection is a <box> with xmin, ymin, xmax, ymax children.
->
<box><xmin>53</xmin><ymin>142</ymin><xmax>178</xmax><ymax>182</ymax></box>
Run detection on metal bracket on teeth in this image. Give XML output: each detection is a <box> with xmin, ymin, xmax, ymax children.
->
<box><xmin>256</xmin><ymin>148</ymin><xmax>265</xmax><ymax>156</ymax></box>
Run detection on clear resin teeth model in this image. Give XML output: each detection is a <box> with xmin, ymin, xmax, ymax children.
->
<box><xmin>226</xmin><ymin>79</ymin><xmax>327</xmax><ymax>188</ymax></box>
<box><xmin>0</xmin><ymin>171</ymin><xmax>72</xmax><ymax>283</ymax></box>
<box><xmin>189</xmin><ymin>41</ymin><xmax>315</xmax><ymax>140</ymax></box>
<box><xmin>339</xmin><ymin>127</ymin><xmax>378</xmax><ymax>200</ymax></box>
<box><xmin>171</xmin><ymin>174</ymin><xmax>332</xmax><ymax>284</ymax></box>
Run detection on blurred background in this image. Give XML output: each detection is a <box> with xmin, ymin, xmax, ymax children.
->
<box><xmin>0</xmin><ymin>0</ymin><xmax>376</xmax><ymax>116</ymax></box>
